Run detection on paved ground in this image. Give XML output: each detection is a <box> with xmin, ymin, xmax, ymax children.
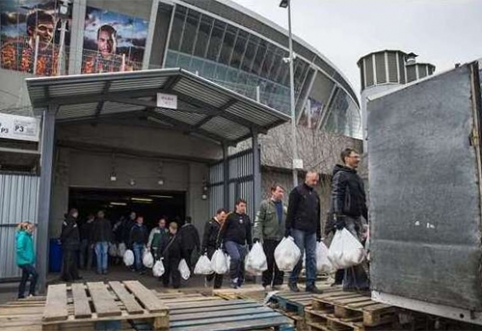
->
<box><xmin>0</xmin><ymin>264</ymin><xmax>264</xmax><ymax>304</ymax></box>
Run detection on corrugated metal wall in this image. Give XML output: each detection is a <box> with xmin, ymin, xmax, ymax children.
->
<box><xmin>209</xmin><ymin>149</ymin><xmax>256</xmax><ymax>221</ymax></box>
<box><xmin>0</xmin><ymin>174</ymin><xmax>40</xmax><ymax>279</ymax></box>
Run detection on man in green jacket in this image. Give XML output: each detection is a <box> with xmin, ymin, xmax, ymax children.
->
<box><xmin>253</xmin><ymin>184</ymin><xmax>286</xmax><ymax>290</ymax></box>
<box><xmin>147</xmin><ymin>218</ymin><xmax>169</xmax><ymax>261</ymax></box>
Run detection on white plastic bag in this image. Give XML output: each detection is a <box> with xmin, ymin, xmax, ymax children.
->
<box><xmin>211</xmin><ymin>249</ymin><xmax>228</xmax><ymax>274</ymax></box>
<box><xmin>317</xmin><ymin>241</ymin><xmax>335</xmax><ymax>273</ymax></box>
<box><xmin>178</xmin><ymin>259</ymin><xmax>191</xmax><ymax>280</ymax></box>
<box><xmin>117</xmin><ymin>243</ymin><xmax>126</xmax><ymax>258</ymax></box>
<box><xmin>245</xmin><ymin>242</ymin><xmax>267</xmax><ymax>274</ymax></box>
<box><xmin>153</xmin><ymin>259</ymin><xmax>165</xmax><ymax>277</ymax></box>
<box><xmin>194</xmin><ymin>255</ymin><xmax>213</xmax><ymax>275</ymax></box>
<box><xmin>123</xmin><ymin>249</ymin><xmax>134</xmax><ymax>266</ymax></box>
<box><xmin>274</xmin><ymin>237</ymin><xmax>301</xmax><ymax>271</ymax></box>
<box><xmin>142</xmin><ymin>249</ymin><xmax>154</xmax><ymax>268</ymax></box>
<box><xmin>328</xmin><ymin>228</ymin><xmax>366</xmax><ymax>269</ymax></box>
<box><xmin>108</xmin><ymin>243</ymin><xmax>117</xmax><ymax>257</ymax></box>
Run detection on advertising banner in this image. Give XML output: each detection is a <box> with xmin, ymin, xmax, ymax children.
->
<box><xmin>0</xmin><ymin>0</ymin><xmax>71</xmax><ymax>76</ymax></box>
<box><xmin>82</xmin><ymin>6</ymin><xmax>148</xmax><ymax>74</ymax></box>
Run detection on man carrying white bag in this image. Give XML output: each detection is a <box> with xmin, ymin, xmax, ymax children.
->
<box><xmin>330</xmin><ymin>148</ymin><xmax>370</xmax><ymax>291</ymax></box>
<box><xmin>284</xmin><ymin>171</ymin><xmax>323</xmax><ymax>293</ymax></box>
<box><xmin>198</xmin><ymin>208</ymin><xmax>228</xmax><ymax>288</ymax></box>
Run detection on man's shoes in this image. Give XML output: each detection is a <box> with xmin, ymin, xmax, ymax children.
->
<box><xmin>272</xmin><ymin>285</ymin><xmax>282</xmax><ymax>291</ymax></box>
<box><xmin>230</xmin><ymin>281</ymin><xmax>238</xmax><ymax>289</ymax></box>
<box><xmin>139</xmin><ymin>271</ymin><xmax>145</xmax><ymax>275</ymax></box>
<box><xmin>204</xmin><ymin>279</ymin><xmax>213</xmax><ymax>288</ymax></box>
<box><xmin>306</xmin><ymin>285</ymin><xmax>323</xmax><ymax>294</ymax></box>
<box><xmin>288</xmin><ymin>283</ymin><xmax>300</xmax><ymax>292</ymax></box>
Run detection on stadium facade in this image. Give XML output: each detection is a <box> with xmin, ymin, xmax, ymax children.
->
<box><xmin>0</xmin><ymin>0</ymin><xmax>362</xmax><ymax>283</ymax></box>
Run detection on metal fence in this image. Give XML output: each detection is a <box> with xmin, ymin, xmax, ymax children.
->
<box><xmin>209</xmin><ymin>149</ymin><xmax>256</xmax><ymax>221</ymax></box>
<box><xmin>0</xmin><ymin>174</ymin><xmax>40</xmax><ymax>279</ymax></box>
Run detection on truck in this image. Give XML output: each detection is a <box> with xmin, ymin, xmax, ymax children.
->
<box><xmin>367</xmin><ymin>61</ymin><xmax>482</xmax><ymax>324</ymax></box>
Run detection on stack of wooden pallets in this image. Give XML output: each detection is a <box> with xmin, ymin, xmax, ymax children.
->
<box><xmin>305</xmin><ymin>290</ymin><xmax>400</xmax><ymax>331</ymax></box>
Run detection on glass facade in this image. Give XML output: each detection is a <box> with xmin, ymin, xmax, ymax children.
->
<box><xmin>163</xmin><ymin>4</ymin><xmax>361</xmax><ymax>139</ymax></box>
<box><xmin>165</xmin><ymin>5</ymin><xmax>310</xmax><ymax>114</ymax></box>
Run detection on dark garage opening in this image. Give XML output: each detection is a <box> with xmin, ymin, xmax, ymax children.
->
<box><xmin>69</xmin><ymin>188</ymin><xmax>186</xmax><ymax>230</ymax></box>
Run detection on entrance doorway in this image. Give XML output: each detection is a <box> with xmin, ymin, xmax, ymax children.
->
<box><xmin>69</xmin><ymin>188</ymin><xmax>186</xmax><ymax>229</ymax></box>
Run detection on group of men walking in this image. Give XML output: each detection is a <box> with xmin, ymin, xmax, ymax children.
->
<box><xmin>202</xmin><ymin>147</ymin><xmax>369</xmax><ymax>292</ymax></box>
<box><xmin>58</xmin><ymin>147</ymin><xmax>368</xmax><ymax>292</ymax></box>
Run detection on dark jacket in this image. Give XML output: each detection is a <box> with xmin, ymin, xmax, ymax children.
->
<box><xmin>91</xmin><ymin>218</ymin><xmax>113</xmax><ymax>243</ymax></box>
<box><xmin>129</xmin><ymin>223</ymin><xmax>148</xmax><ymax>247</ymax></box>
<box><xmin>254</xmin><ymin>199</ymin><xmax>287</xmax><ymax>241</ymax></box>
<box><xmin>202</xmin><ymin>217</ymin><xmax>223</xmax><ymax>252</ymax></box>
<box><xmin>112</xmin><ymin>218</ymin><xmax>124</xmax><ymax>243</ymax></box>
<box><xmin>162</xmin><ymin>233</ymin><xmax>183</xmax><ymax>261</ymax></box>
<box><xmin>286</xmin><ymin>183</ymin><xmax>321</xmax><ymax>238</ymax></box>
<box><xmin>221</xmin><ymin>212</ymin><xmax>252</xmax><ymax>246</ymax></box>
<box><xmin>61</xmin><ymin>215</ymin><xmax>80</xmax><ymax>250</ymax></box>
<box><xmin>331</xmin><ymin>164</ymin><xmax>368</xmax><ymax>219</ymax></box>
<box><xmin>122</xmin><ymin>219</ymin><xmax>136</xmax><ymax>244</ymax></box>
<box><xmin>80</xmin><ymin>219</ymin><xmax>94</xmax><ymax>242</ymax></box>
<box><xmin>180</xmin><ymin>223</ymin><xmax>200</xmax><ymax>251</ymax></box>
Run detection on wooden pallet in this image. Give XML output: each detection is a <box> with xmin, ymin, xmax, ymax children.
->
<box><xmin>0</xmin><ymin>296</ymin><xmax>135</xmax><ymax>331</ymax></box>
<box><xmin>42</xmin><ymin>281</ymin><xmax>169</xmax><ymax>331</ymax></box>
<box><xmin>213</xmin><ymin>284</ymin><xmax>269</xmax><ymax>301</ymax></box>
<box><xmin>310</xmin><ymin>290</ymin><xmax>398</xmax><ymax>328</ymax></box>
<box><xmin>131</xmin><ymin>299</ymin><xmax>295</xmax><ymax>331</ymax></box>
<box><xmin>305</xmin><ymin>309</ymin><xmax>394</xmax><ymax>331</ymax></box>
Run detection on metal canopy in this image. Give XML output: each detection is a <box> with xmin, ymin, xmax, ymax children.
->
<box><xmin>26</xmin><ymin>68</ymin><xmax>290</xmax><ymax>145</ymax></box>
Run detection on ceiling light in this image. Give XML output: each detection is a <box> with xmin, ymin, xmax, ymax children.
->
<box><xmin>149</xmin><ymin>195</ymin><xmax>174</xmax><ymax>199</ymax></box>
<box><xmin>110</xmin><ymin>202</ymin><xmax>127</xmax><ymax>206</ymax></box>
<box><xmin>131</xmin><ymin>197</ymin><xmax>153</xmax><ymax>202</ymax></box>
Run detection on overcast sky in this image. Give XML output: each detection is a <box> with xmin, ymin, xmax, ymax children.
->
<box><xmin>232</xmin><ymin>0</ymin><xmax>482</xmax><ymax>96</ymax></box>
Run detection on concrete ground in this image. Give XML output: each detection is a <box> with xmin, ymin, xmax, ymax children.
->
<box><xmin>0</xmin><ymin>264</ymin><xmax>266</xmax><ymax>304</ymax></box>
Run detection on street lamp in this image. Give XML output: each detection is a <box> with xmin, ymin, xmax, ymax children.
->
<box><xmin>280</xmin><ymin>0</ymin><xmax>301</xmax><ymax>187</ymax></box>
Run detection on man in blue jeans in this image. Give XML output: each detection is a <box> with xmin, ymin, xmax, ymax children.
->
<box><xmin>91</xmin><ymin>211</ymin><xmax>113</xmax><ymax>275</ymax></box>
<box><xmin>221</xmin><ymin>199</ymin><xmax>252</xmax><ymax>289</ymax></box>
<box><xmin>129</xmin><ymin>216</ymin><xmax>148</xmax><ymax>274</ymax></box>
<box><xmin>286</xmin><ymin>171</ymin><xmax>322</xmax><ymax>293</ymax></box>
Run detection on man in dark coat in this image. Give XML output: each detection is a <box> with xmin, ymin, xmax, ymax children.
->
<box><xmin>161</xmin><ymin>222</ymin><xmax>184</xmax><ymax>289</ymax></box>
<box><xmin>91</xmin><ymin>211</ymin><xmax>113</xmax><ymax>275</ymax></box>
<box><xmin>221</xmin><ymin>199</ymin><xmax>252</xmax><ymax>289</ymax></box>
<box><xmin>60</xmin><ymin>208</ymin><xmax>82</xmax><ymax>282</ymax></box>
<box><xmin>286</xmin><ymin>171</ymin><xmax>322</xmax><ymax>293</ymax></box>
<box><xmin>179</xmin><ymin>216</ymin><xmax>200</xmax><ymax>271</ymax></box>
<box><xmin>331</xmin><ymin>148</ymin><xmax>369</xmax><ymax>291</ymax></box>
<box><xmin>79</xmin><ymin>214</ymin><xmax>94</xmax><ymax>270</ymax></box>
<box><xmin>129</xmin><ymin>216</ymin><xmax>148</xmax><ymax>274</ymax></box>
<box><xmin>202</xmin><ymin>208</ymin><xmax>227</xmax><ymax>289</ymax></box>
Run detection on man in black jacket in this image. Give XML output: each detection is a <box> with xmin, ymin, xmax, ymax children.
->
<box><xmin>331</xmin><ymin>148</ymin><xmax>369</xmax><ymax>291</ymax></box>
<box><xmin>202</xmin><ymin>208</ymin><xmax>227</xmax><ymax>289</ymax></box>
<box><xmin>179</xmin><ymin>216</ymin><xmax>200</xmax><ymax>271</ymax></box>
<box><xmin>79</xmin><ymin>214</ymin><xmax>94</xmax><ymax>270</ymax></box>
<box><xmin>129</xmin><ymin>216</ymin><xmax>148</xmax><ymax>274</ymax></box>
<box><xmin>221</xmin><ymin>199</ymin><xmax>252</xmax><ymax>289</ymax></box>
<box><xmin>286</xmin><ymin>171</ymin><xmax>322</xmax><ymax>293</ymax></box>
<box><xmin>161</xmin><ymin>222</ymin><xmax>184</xmax><ymax>288</ymax></box>
<box><xmin>91</xmin><ymin>211</ymin><xmax>113</xmax><ymax>275</ymax></box>
<box><xmin>60</xmin><ymin>208</ymin><xmax>82</xmax><ymax>282</ymax></box>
